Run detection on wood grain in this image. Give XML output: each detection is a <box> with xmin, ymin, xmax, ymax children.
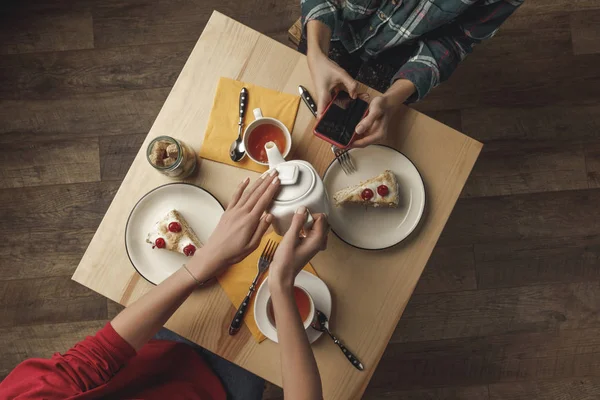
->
<box><xmin>71</xmin><ymin>12</ymin><xmax>481</xmax><ymax>399</ymax></box>
<box><xmin>0</xmin><ymin>137</ymin><xmax>100</xmax><ymax>189</ymax></box>
<box><xmin>461</xmin><ymin>140</ymin><xmax>589</xmax><ymax>198</ymax></box>
<box><xmin>418</xmin><ymin>53</ymin><xmax>600</xmax><ymax>111</ymax></box>
<box><xmin>100</xmin><ymin>134</ymin><xmax>146</xmax><ymax>181</ymax></box>
<box><xmin>0</xmin><ymin>320</ymin><xmax>105</xmax><ymax>380</ymax></box>
<box><xmin>376</xmin><ymin>327</ymin><xmax>600</xmax><ymax>389</ymax></box>
<box><xmin>0</xmin><ymin>43</ymin><xmax>193</xmax><ymax>100</ymax></box>
<box><xmin>461</xmin><ymin>104</ymin><xmax>600</xmax><ymax>143</ymax></box>
<box><xmin>439</xmin><ymin>189</ymin><xmax>600</xmax><ymax>247</ymax></box>
<box><xmin>0</xmin><ymin>89</ymin><xmax>169</xmax><ymax>138</ymax></box>
<box><xmin>0</xmin><ymin>276</ymin><xmax>107</xmax><ymax>327</ymax></box>
<box><xmin>0</xmin><ymin>229</ymin><xmax>96</xmax><ymax>281</ymax></box>
<box><xmin>393</xmin><ymin>282</ymin><xmax>600</xmax><ymax>343</ymax></box>
<box><xmin>413</xmin><ymin>245</ymin><xmax>477</xmax><ymax>295</ymax></box>
<box><xmin>475</xmin><ymin>236</ymin><xmax>600</xmax><ymax>289</ymax></box>
<box><xmin>489</xmin><ymin>378</ymin><xmax>600</xmax><ymax>400</ymax></box>
<box><xmin>92</xmin><ymin>0</ymin><xmax>299</xmax><ymax>48</ymax></box>
<box><xmin>585</xmin><ymin>140</ymin><xmax>600</xmax><ymax>188</ymax></box>
<box><xmin>364</xmin><ymin>384</ymin><xmax>489</xmax><ymax>400</ymax></box>
<box><xmin>570</xmin><ymin>10</ymin><xmax>600</xmax><ymax>55</ymax></box>
<box><xmin>0</xmin><ymin>10</ymin><xmax>93</xmax><ymax>54</ymax></box>
<box><xmin>0</xmin><ymin>182</ymin><xmax>119</xmax><ymax>232</ymax></box>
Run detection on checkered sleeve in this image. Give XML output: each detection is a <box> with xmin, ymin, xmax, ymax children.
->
<box><xmin>394</xmin><ymin>0</ymin><xmax>524</xmax><ymax>103</ymax></box>
<box><xmin>301</xmin><ymin>0</ymin><xmax>341</xmax><ymax>35</ymax></box>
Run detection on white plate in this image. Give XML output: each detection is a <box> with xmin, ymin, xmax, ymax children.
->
<box><xmin>254</xmin><ymin>270</ymin><xmax>332</xmax><ymax>344</ymax></box>
<box><xmin>125</xmin><ymin>183</ymin><xmax>224</xmax><ymax>285</ymax></box>
<box><xmin>323</xmin><ymin>145</ymin><xmax>426</xmax><ymax>250</ymax></box>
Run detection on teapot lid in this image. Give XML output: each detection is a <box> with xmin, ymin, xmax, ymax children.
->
<box><xmin>274</xmin><ymin>162</ymin><xmax>315</xmax><ymax>202</ymax></box>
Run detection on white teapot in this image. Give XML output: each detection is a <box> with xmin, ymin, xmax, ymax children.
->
<box><xmin>264</xmin><ymin>141</ymin><xmax>330</xmax><ymax>235</ymax></box>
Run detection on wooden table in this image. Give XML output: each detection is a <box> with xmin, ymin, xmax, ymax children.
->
<box><xmin>73</xmin><ymin>11</ymin><xmax>481</xmax><ymax>399</ymax></box>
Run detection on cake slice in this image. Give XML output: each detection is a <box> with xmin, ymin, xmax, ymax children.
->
<box><xmin>333</xmin><ymin>170</ymin><xmax>400</xmax><ymax>208</ymax></box>
<box><xmin>146</xmin><ymin>209</ymin><xmax>202</xmax><ymax>256</ymax></box>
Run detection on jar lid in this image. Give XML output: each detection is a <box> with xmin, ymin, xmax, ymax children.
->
<box><xmin>274</xmin><ymin>162</ymin><xmax>315</xmax><ymax>202</ymax></box>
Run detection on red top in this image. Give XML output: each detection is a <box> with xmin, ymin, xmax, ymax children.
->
<box><xmin>0</xmin><ymin>323</ymin><xmax>226</xmax><ymax>400</ymax></box>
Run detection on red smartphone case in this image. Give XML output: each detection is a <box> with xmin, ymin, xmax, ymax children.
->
<box><xmin>313</xmin><ymin>91</ymin><xmax>368</xmax><ymax>149</ymax></box>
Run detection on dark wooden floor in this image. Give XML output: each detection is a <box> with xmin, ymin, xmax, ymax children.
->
<box><xmin>1</xmin><ymin>0</ymin><xmax>599</xmax><ymax>398</ymax></box>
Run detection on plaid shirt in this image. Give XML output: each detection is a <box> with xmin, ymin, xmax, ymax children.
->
<box><xmin>302</xmin><ymin>0</ymin><xmax>523</xmax><ymax>101</ymax></box>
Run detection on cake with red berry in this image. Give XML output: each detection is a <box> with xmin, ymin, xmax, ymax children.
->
<box><xmin>333</xmin><ymin>170</ymin><xmax>399</xmax><ymax>208</ymax></box>
<box><xmin>146</xmin><ymin>209</ymin><xmax>202</xmax><ymax>256</ymax></box>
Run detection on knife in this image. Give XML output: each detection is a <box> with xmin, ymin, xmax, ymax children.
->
<box><xmin>299</xmin><ymin>85</ymin><xmax>318</xmax><ymax>118</ymax></box>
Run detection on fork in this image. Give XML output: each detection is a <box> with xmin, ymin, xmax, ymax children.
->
<box><xmin>331</xmin><ymin>145</ymin><xmax>356</xmax><ymax>175</ymax></box>
<box><xmin>229</xmin><ymin>240</ymin><xmax>279</xmax><ymax>335</ymax></box>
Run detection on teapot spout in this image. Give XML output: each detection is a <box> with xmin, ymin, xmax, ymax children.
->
<box><xmin>265</xmin><ymin>141</ymin><xmax>285</xmax><ymax>169</ymax></box>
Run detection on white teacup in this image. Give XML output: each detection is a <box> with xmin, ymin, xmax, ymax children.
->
<box><xmin>266</xmin><ymin>285</ymin><xmax>316</xmax><ymax>331</ymax></box>
<box><xmin>243</xmin><ymin>108</ymin><xmax>292</xmax><ymax>165</ymax></box>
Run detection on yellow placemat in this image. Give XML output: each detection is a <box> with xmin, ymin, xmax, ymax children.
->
<box><xmin>217</xmin><ymin>231</ymin><xmax>317</xmax><ymax>342</ymax></box>
<box><xmin>199</xmin><ymin>77</ymin><xmax>301</xmax><ymax>173</ymax></box>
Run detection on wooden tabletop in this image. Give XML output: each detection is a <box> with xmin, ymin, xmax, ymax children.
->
<box><xmin>72</xmin><ymin>11</ymin><xmax>481</xmax><ymax>399</ymax></box>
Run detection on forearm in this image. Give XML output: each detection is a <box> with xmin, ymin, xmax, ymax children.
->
<box><xmin>306</xmin><ymin>20</ymin><xmax>332</xmax><ymax>58</ymax></box>
<box><xmin>271</xmin><ymin>283</ymin><xmax>322</xmax><ymax>400</ymax></box>
<box><xmin>111</xmin><ymin>250</ymin><xmax>216</xmax><ymax>351</ymax></box>
<box><xmin>383</xmin><ymin>79</ymin><xmax>416</xmax><ymax>106</ymax></box>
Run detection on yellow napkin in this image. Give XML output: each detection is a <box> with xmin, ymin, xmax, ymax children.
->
<box><xmin>200</xmin><ymin>77</ymin><xmax>300</xmax><ymax>173</ymax></box>
<box><xmin>217</xmin><ymin>231</ymin><xmax>317</xmax><ymax>343</ymax></box>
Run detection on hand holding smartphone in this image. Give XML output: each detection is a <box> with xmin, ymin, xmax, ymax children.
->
<box><xmin>313</xmin><ymin>90</ymin><xmax>369</xmax><ymax>149</ymax></box>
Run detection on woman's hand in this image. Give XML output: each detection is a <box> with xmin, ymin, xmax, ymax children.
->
<box><xmin>308</xmin><ymin>51</ymin><xmax>359</xmax><ymax>118</ymax></box>
<box><xmin>269</xmin><ymin>207</ymin><xmax>330</xmax><ymax>291</ymax></box>
<box><xmin>188</xmin><ymin>171</ymin><xmax>280</xmax><ymax>281</ymax></box>
<box><xmin>352</xmin><ymin>79</ymin><xmax>416</xmax><ymax>148</ymax></box>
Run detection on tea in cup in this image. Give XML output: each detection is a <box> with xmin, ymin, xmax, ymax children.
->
<box><xmin>243</xmin><ymin>108</ymin><xmax>292</xmax><ymax>165</ymax></box>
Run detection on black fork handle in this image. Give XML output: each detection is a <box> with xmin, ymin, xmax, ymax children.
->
<box><xmin>229</xmin><ymin>279</ymin><xmax>258</xmax><ymax>335</ymax></box>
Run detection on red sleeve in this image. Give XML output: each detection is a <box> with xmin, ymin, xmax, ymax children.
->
<box><xmin>0</xmin><ymin>322</ymin><xmax>136</xmax><ymax>399</ymax></box>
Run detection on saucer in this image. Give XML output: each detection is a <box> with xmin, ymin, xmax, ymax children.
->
<box><xmin>254</xmin><ymin>270</ymin><xmax>332</xmax><ymax>344</ymax></box>
<box><xmin>323</xmin><ymin>145</ymin><xmax>426</xmax><ymax>250</ymax></box>
<box><xmin>125</xmin><ymin>183</ymin><xmax>224</xmax><ymax>285</ymax></box>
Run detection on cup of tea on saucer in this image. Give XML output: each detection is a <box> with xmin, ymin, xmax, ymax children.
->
<box><xmin>243</xmin><ymin>108</ymin><xmax>292</xmax><ymax>165</ymax></box>
<box><xmin>266</xmin><ymin>285</ymin><xmax>315</xmax><ymax>331</ymax></box>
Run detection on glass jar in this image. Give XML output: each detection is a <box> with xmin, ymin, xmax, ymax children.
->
<box><xmin>146</xmin><ymin>136</ymin><xmax>197</xmax><ymax>178</ymax></box>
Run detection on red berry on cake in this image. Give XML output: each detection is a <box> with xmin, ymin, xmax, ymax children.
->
<box><xmin>361</xmin><ymin>188</ymin><xmax>374</xmax><ymax>200</ymax></box>
<box><xmin>183</xmin><ymin>244</ymin><xmax>196</xmax><ymax>256</ymax></box>
<box><xmin>377</xmin><ymin>184</ymin><xmax>389</xmax><ymax>196</ymax></box>
<box><xmin>168</xmin><ymin>222</ymin><xmax>182</xmax><ymax>233</ymax></box>
<box><xmin>154</xmin><ymin>238</ymin><xmax>166</xmax><ymax>249</ymax></box>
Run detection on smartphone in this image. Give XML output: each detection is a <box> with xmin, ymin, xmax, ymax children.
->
<box><xmin>314</xmin><ymin>90</ymin><xmax>369</xmax><ymax>149</ymax></box>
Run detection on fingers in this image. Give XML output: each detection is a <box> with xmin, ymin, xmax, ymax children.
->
<box><xmin>227</xmin><ymin>177</ymin><xmax>250</xmax><ymax>210</ymax></box>
<box><xmin>339</xmin><ymin>72</ymin><xmax>359</xmax><ymax>99</ymax></box>
<box><xmin>355</xmin><ymin>100</ymin><xmax>384</xmax><ymax>136</ymax></box>
<box><xmin>246</xmin><ymin>170</ymin><xmax>279</xmax><ymax>210</ymax></box>
<box><xmin>316</xmin><ymin>88</ymin><xmax>332</xmax><ymax>118</ymax></box>
<box><xmin>252</xmin><ymin>173</ymin><xmax>281</xmax><ymax>215</ymax></box>
<box><xmin>237</xmin><ymin>170</ymin><xmax>277</xmax><ymax>208</ymax></box>
<box><xmin>351</xmin><ymin>128</ymin><xmax>384</xmax><ymax>148</ymax></box>
<box><xmin>283</xmin><ymin>206</ymin><xmax>309</xmax><ymax>244</ymax></box>
<box><xmin>305</xmin><ymin>214</ymin><xmax>329</xmax><ymax>249</ymax></box>
<box><xmin>247</xmin><ymin>213</ymin><xmax>273</xmax><ymax>251</ymax></box>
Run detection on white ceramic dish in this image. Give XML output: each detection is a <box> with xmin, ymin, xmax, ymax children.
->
<box><xmin>125</xmin><ymin>183</ymin><xmax>224</xmax><ymax>285</ymax></box>
<box><xmin>323</xmin><ymin>145</ymin><xmax>426</xmax><ymax>250</ymax></box>
<box><xmin>254</xmin><ymin>270</ymin><xmax>332</xmax><ymax>344</ymax></box>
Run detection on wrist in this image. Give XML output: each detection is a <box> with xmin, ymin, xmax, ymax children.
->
<box><xmin>186</xmin><ymin>248</ymin><xmax>222</xmax><ymax>282</ymax></box>
<box><xmin>383</xmin><ymin>79</ymin><xmax>415</xmax><ymax>107</ymax></box>
<box><xmin>269</xmin><ymin>278</ymin><xmax>294</xmax><ymax>299</ymax></box>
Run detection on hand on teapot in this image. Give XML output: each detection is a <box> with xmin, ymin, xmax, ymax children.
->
<box><xmin>188</xmin><ymin>171</ymin><xmax>280</xmax><ymax>280</ymax></box>
<box><xmin>264</xmin><ymin>142</ymin><xmax>330</xmax><ymax>235</ymax></box>
<box><xmin>269</xmin><ymin>206</ymin><xmax>329</xmax><ymax>291</ymax></box>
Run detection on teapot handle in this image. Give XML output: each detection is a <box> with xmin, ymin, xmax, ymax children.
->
<box><xmin>301</xmin><ymin>211</ymin><xmax>315</xmax><ymax>236</ymax></box>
